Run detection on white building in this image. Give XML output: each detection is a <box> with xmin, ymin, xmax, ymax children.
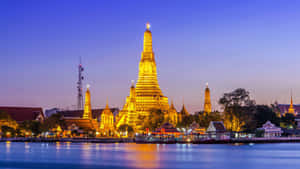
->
<box><xmin>258</xmin><ymin>121</ymin><xmax>283</xmax><ymax>137</ymax></box>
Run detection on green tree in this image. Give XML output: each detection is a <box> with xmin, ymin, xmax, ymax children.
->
<box><xmin>177</xmin><ymin>115</ymin><xmax>194</xmax><ymax>128</ymax></box>
<box><xmin>219</xmin><ymin>88</ymin><xmax>256</xmax><ymax>132</ymax></box>
<box><xmin>42</xmin><ymin>113</ymin><xmax>66</xmax><ymax>132</ymax></box>
<box><xmin>198</xmin><ymin>111</ymin><xmax>222</xmax><ymax>128</ymax></box>
<box><xmin>281</xmin><ymin>113</ymin><xmax>296</xmax><ymax>129</ymax></box>
<box><xmin>19</xmin><ymin>120</ymin><xmax>42</xmax><ymax>137</ymax></box>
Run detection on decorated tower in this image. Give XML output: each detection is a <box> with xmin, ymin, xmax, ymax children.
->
<box><xmin>204</xmin><ymin>83</ymin><xmax>212</xmax><ymax>113</ymax></box>
<box><xmin>288</xmin><ymin>92</ymin><xmax>295</xmax><ymax>115</ymax></box>
<box><xmin>135</xmin><ymin>23</ymin><xmax>169</xmax><ymax>117</ymax></box>
<box><xmin>83</xmin><ymin>85</ymin><xmax>92</xmax><ymax>119</ymax></box>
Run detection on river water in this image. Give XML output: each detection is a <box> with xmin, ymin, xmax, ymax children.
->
<box><xmin>0</xmin><ymin>142</ymin><xmax>299</xmax><ymax>169</ymax></box>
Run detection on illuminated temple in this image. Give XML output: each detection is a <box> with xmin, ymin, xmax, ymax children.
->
<box><xmin>204</xmin><ymin>83</ymin><xmax>212</xmax><ymax>114</ymax></box>
<box><xmin>117</xmin><ymin>23</ymin><xmax>169</xmax><ymax>129</ymax></box>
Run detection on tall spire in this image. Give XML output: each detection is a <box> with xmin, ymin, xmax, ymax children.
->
<box><xmin>143</xmin><ymin>22</ymin><xmax>153</xmax><ymax>53</ymax></box>
<box><xmin>288</xmin><ymin>90</ymin><xmax>295</xmax><ymax>114</ymax></box>
<box><xmin>135</xmin><ymin>23</ymin><xmax>169</xmax><ymax>118</ymax></box>
<box><xmin>83</xmin><ymin>84</ymin><xmax>92</xmax><ymax>119</ymax></box>
<box><xmin>204</xmin><ymin>83</ymin><xmax>212</xmax><ymax>113</ymax></box>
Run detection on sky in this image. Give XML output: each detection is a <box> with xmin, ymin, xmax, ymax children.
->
<box><xmin>1</xmin><ymin>0</ymin><xmax>300</xmax><ymax>113</ymax></box>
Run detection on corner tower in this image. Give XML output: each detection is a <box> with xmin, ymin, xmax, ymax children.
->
<box><xmin>135</xmin><ymin>23</ymin><xmax>169</xmax><ymax>116</ymax></box>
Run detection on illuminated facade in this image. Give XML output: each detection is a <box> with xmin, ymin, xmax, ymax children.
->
<box><xmin>165</xmin><ymin>101</ymin><xmax>178</xmax><ymax>126</ymax></box>
<box><xmin>83</xmin><ymin>85</ymin><xmax>92</xmax><ymax>119</ymax></box>
<box><xmin>287</xmin><ymin>94</ymin><xmax>296</xmax><ymax>116</ymax></box>
<box><xmin>100</xmin><ymin>103</ymin><xmax>114</xmax><ymax>133</ymax></box>
<box><xmin>204</xmin><ymin>83</ymin><xmax>212</xmax><ymax>113</ymax></box>
<box><xmin>117</xmin><ymin>23</ymin><xmax>169</xmax><ymax>129</ymax></box>
<box><xmin>135</xmin><ymin>23</ymin><xmax>169</xmax><ymax>116</ymax></box>
<box><xmin>116</xmin><ymin>82</ymin><xmax>137</xmax><ymax>128</ymax></box>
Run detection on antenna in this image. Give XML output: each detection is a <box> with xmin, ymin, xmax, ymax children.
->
<box><xmin>77</xmin><ymin>56</ymin><xmax>84</xmax><ymax>110</ymax></box>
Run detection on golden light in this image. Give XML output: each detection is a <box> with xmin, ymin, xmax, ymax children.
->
<box><xmin>146</xmin><ymin>22</ymin><xmax>150</xmax><ymax>30</ymax></box>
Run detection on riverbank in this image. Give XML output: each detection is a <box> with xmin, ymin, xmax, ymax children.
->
<box><xmin>2</xmin><ymin>137</ymin><xmax>300</xmax><ymax>144</ymax></box>
<box><xmin>0</xmin><ymin>137</ymin><xmax>134</xmax><ymax>143</ymax></box>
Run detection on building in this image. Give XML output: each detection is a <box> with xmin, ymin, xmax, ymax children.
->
<box><xmin>59</xmin><ymin>86</ymin><xmax>98</xmax><ymax>133</ymax></box>
<box><xmin>178</xmin><ymin>104</ymin><xmax>189</xmax><ymax>123</ymax></box>
<box><xmin>45</xmin><ymin>108</ymin><xmax>60</xmax><ymax>118</ymax></box>
<box><xmin>257</xmin><ymin>121</ymin><xmax>283</xmax><ymax>137</ymax></box>
<box><xmin>277</xmin><ymin>94</ymin><xmax>299</xmax><ymax>116</ymax></box>
<box><xmin>100</xmin><ymin>103</ymin><xmax>114</xmax><ymax>134</ymax></box>
<box><xmin>117</xmin><ymin>23</ymin><xmax>169</xmax><ymax>129</ymax></box>
<box><xmin>135</xmin><ymin>23</ymin><xmax>169</xmax><ymax>116</ymax></box>
<box><xmin>206</xmin><ymin>121</ymin><xmax>227</xmax><ymax>139</ymax></box>
<box><xmin>204</xmin><ymin>83</ymin><xmax>212</xmax><ymax>114</ymax></box>
<box><xmin>165</xmin><ymin>101</ymin><xmax>178</xmax><ymax>126</ymax></box>
<box><xmin>0</xmin><ymin>107</ymin><xmax>44</xmax><ymax>124</ymax></box>
<box><xmin>116</xmin><ymin>82</ymin><xmax>137</xmax><ymax>128</ymax></box>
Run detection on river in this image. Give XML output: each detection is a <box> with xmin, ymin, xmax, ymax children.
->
<box><xmin>0</xmin><ymin>142</ymin><xmax>299</xmax><ymax>169</ymax></box>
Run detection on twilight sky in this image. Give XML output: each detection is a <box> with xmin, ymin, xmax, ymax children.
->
<box><xmin>1</xmin><ymin>0</ymin><xmax>300</xmax><ymax>113</ymax></box>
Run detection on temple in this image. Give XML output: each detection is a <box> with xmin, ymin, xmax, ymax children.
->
<box><xmin>100</xmin><ymin>102</ymin><xmax>114</xmax><ymax>134</ymax></box>
<box><xmin>64</xmin><ymin>86</ymin><xmax>99</xmax><ymax>132</ymax></box>
<box><xmin>204</xmin><ymin>83</ymin><xmax>212</xmax><ymax>113</ymax></box>
<box><xmin>165</xmin><ymin>101</ymin><xmax>178</xmax><ymax>126</ymax></box>
<box><xmin>178</xmin><ymin>104</ymin><xmax>189</xmax><ymax>123</ymax></box>
<box><xmin>287</xmin><ymin>93</ymin><xmax>296</xmax><ymax>116</ymax></box>
<box><xmin>117</xmin><ymin>23</ymin><xmax>169</xmax><ymax>129</ymax></box>
<box><xmin>135</xmin><ymin>23</ymin><xmax>169</xmax><ymax>116</ymax></box>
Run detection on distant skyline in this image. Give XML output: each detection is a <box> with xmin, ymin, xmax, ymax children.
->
<box><xmin>1</xmin><ymin>0</ymin><xmax>300</xmax><ymax>112</ymax></box>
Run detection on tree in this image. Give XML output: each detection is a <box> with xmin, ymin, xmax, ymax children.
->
<box><xmin>177</xmin><ymin>115</ymin><xmax>194</xmax><ymax>128</ymax></box>
<box><xmin>254</xmin><ymin>105</ymin><xmax>280</xmax><ymax>128</ymax></box>
<box><xmin>219</xmin><ymin>88</ymin><xmax>256</xmax><ymax>132</ymax></box>
<box><xmin>142</xmin><ymin>109</ymin><xmax>165</xmax><ymax>131</ymax></box>
<box><xmin>281</xmin><ymin>113</ymin><xmax>296</xmax><ymax>129</ymax></box>
<box><xmin>19</xmin><ymin>120</ymin><xmax>42</xmax><ymax>137</ymax></box>
<box><xmin>198</xmin><ymin>111</ymin><xmax>222</xmax><ymax>128</ymax></box>
<box><xmin>118</xmin><ymin>124</ymin><xmax>134</xmax><ymax>137</ymax></box>
<box><xmin>42</xmin><ymin>113</ymin><xmax>66</xmax><ymax>132</ymax></box>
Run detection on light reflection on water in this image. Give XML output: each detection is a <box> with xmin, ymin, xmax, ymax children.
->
<box><xmin>0</xmin><ymin>142</ymin><xmax>300</xmax><ymax>169</ymax></box>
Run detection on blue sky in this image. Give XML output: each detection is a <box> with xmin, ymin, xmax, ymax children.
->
<box><xmin>1</xmin><ymin>0</ymin><xmax>300</xmax><ymax>112</ymax></box>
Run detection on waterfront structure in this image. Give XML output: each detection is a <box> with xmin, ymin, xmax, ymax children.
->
<box><xmin>207</xmin><ymin>121</ymin><xmax>227</xmax><ymax>139</ymax></box>
<box><xmin>204</xmin><ymin>83</ymin><xmax>212</xmax><ymax>114</ymax></box>
<box><xmin>117</xmin><ymin>23</ymin><xmax>169</xmax><ymax>129</ymax></box>
<box><xmin>100</xmin><ymin>103</ymin><xmax>114</xmax><ymax>134</ymax></box>
<box><xmin>116</xmin><ymin>82</ymin><xmax>137</xmax><ymax>128</ymax></box>
<box><xmin>257</xmin><ymin>121</ymin><xmax>283</xmax><ymax>137</ymax></box>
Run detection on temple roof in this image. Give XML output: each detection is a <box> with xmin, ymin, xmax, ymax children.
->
<box><xmin>0</xmin><ymin>107</ymin><xmax>44</xmax><ymax>123</ymax></box>
<box><xmin>58</xmin><ymin>108</ymin><xmax>119</xmax><ymax>119</ymax></box>
<box><xmin>180</xmin><ymin>104</ymin><xmax>189</xmax><ymax>115</ymax></box>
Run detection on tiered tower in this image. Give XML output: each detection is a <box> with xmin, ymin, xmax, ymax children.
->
<box><xmin>204</xmin><ymin>83</ymin><xmax>212</xmax><ymax>113</ymax></box>
<box><xmin>135</xmin><ymin>23</ymin><xmax>169</xmax><ymax>116</ymax></box>
<box><xmin>83</xmin><ymin>85</ymin><xmax>92</xmax><ymax>119</ymax></box>
<box><xmin>288</xmin><ymin>92</ymin><xmax>295</xmax><ymax>115</ymax></box>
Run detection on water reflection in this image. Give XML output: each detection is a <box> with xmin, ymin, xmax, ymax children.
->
<box><xmin>81</xmin><ymin>143</ymin><xmax>92</xmax><ymax>164</ymax></box>
<box><xmin>6</xmin><ymin>141</ymin><xmax>11</xmax><ymax>153</ymax></box>
<box><xmin>124</xmin><ymin>144</ymin><xmax>160</xmax><ymax>169</ymax></box>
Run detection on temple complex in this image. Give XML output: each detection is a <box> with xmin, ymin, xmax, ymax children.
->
<box><xmin>204</xmin><ymin>83</ymin><xmax>212</xmax><ymax>114</ymax></box>
<box><xmin>135</xmin><ymin>23</ymin><xmax>169</xmax><ymax>116</ymax></box>
<box><xmin>287</xmin><ymin>93</ymin><xmax>296</xmax><ymax>116</ymax></box>
<box><xmin>117</xmin><ymin>23</ymin><xmax>169</xmax><ymax>129</ymax></box>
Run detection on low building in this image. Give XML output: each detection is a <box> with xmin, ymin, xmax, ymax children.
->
<box><xmin>258</xmin><ymin>121</ymin><xmax>283</xmax><ymax>137</ymax></box>
<box><xmin>190</xmin><ymin>121</ymin><xmax>205</xmax><ymax>135</ymax></box>
<box><xmin>152</xmin><ymin>122</ymin><xmax>181</xmax><ymax>137</ymax></box>
<box><xmin>206</xmin><ymin>121</ymin><xmax>227</xmax><ymax>139</ymax></box>
<box><xmin>0</xmin><ymin>107</ymin><xmax>44</xmax><ymax>124</ymax></box>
